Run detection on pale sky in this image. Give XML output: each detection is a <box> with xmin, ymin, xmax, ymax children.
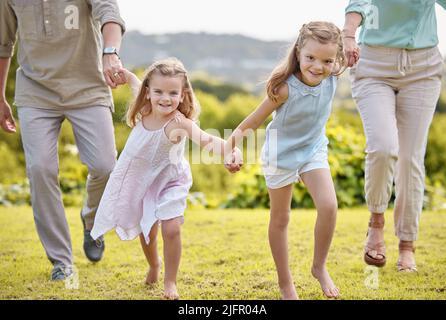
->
<box><xmin>117</xmin><ymin>0</ymin><xmax>446</xmax><ymax>55</ymax></box>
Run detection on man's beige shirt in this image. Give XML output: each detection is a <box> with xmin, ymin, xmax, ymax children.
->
<box><xmin>0</xmin><ymin>0</ymin><xmax>125</xmax><ymax>109</ymax></box>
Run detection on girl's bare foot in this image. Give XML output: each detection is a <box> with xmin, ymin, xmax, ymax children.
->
<box><xmin>279</xmin><ymin>283</ymin><xmax>299</xmax><ymax>300</ymax></box>
<box><xmin>311</xmin><ymin>266</ymin><xmax>340</xmax><ymax>298</ymax></box>
<box><xmin>164</xmin><ymin>281</ymin><xmax>179</xmax><ymax>300</ymax></box>
<box><xmin>145</xmin><ymin>257</ymin><xmax>162</xmax><ymax>285</ymax></box>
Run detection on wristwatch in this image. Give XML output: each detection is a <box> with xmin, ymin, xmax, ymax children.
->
<box><xmin>103</xmin><ymin>47</ymin><xmax>120</xmax><ymax>58</ymax></box>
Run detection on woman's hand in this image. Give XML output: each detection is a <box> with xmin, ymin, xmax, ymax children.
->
<box><xmin>343</xmin><ymin>37</ymin><xmax>360</xmax><ymax>67</ymax></box>
<box><xmin>342</xmin><ymin>12</ymin><xmax>362</xmax><ymax>68</ymax></box>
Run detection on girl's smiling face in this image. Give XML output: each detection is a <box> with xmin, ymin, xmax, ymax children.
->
<box><xmin>297</xmin><ymin>38</ymin><xmax>338</xmax><ymax>87</ymax></box>
<box><xmin>147</xmin><ymin>74</ymin><xmax>184</xmax><ymax>116</ymax></box>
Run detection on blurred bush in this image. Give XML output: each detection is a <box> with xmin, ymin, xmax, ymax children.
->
<box><xmin>437</xmin><ymin>90</ymin><xmax>446</xmax><ymax>113</ymax></box>
<box><xmin>192</xmin><ymin>78</ymin><xmax>250</xmax><ymax>101</ymax></box>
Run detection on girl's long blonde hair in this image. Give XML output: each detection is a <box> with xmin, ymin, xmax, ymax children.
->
<box><xmin>266</xmin><ymin>21</ymin><xmax>346</xmax><ymax>102</ymax></box>
<box><xmin>126</xmin><ymin>57</ymin><xmax>200</xmax><ymax>127</ymax></box>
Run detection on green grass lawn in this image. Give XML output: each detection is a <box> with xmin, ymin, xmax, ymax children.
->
<box><xmin>0</xmin><ymin>206</ymin><xmax>445</xmax><ymax>300</ymax></box>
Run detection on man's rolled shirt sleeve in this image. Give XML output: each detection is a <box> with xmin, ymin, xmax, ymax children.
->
<box><xmin>0</xmin><ymin>0</ymin><xmax>17</xmax><ymax>58</ymax></box>
<box><xmin>345</xmin><ymin>0</ymin><xmax>369</xmax><ymax>26</ymax></box>
<box><xmin>88</xmin><ymin>0</ymin><xmax>126</xmax><ymax>34</ymax></box>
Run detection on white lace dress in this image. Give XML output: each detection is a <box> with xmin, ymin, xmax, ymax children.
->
<box><xmin>91</xmin><ymin>119</ymin><xmax>192</xmax><ymax>243</ymax></box>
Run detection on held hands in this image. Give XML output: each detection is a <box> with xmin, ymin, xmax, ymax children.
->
<box><xmin>224</xmin><ymin>147</ymin><xmax>243</xmax><ymax>173</ymax></box>
<box><xmin>120</xmin><ymin>68</ymin><xmax>141</xmax><ymax>97</ymax></box>
<box><xmin>0</xmin><ymin>99</ymin><xmax>16</xmax><ymax>133</ymax></box>
<box><xmin>102</xmin><ymin>53</ymin><xmax>126</xmax><ymax>89</ymax></box>
<box><xmin>343</xmin><ymin>37</ymin><xmax>360</xmax><ymax>67</ymax></box>
<box><xmin>121</xmin><ymin>68</ymin><xmax>137</xmax><ymax>84</ymax></box>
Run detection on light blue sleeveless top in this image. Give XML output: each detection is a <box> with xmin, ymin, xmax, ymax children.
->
<box><xmin>261</xmin><ymin>74</ymin><xmax>337</xmax><ymax>171</ymax></box>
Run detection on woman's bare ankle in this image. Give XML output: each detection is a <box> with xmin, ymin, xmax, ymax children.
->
<box><xmin>368</xmin><ymin>213</ymin><xmax>385</xmax><ymax>241</ymax></box>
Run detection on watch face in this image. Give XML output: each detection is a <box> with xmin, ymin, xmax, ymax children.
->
<box><xmin>104</xmin><ymin>47</ymin><xmax>117</xmax><ymax>54</ymax></box>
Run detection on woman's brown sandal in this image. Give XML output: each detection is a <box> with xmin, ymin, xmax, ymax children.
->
<box><xmin>364</xmin><ymin>219</ymin><xmax>386</xmax><ymax>267</ymax></box>
<box><xmin>397</xmin><ymin>242</ymin><xmax>417</xmax><ymax>272</ymax></box>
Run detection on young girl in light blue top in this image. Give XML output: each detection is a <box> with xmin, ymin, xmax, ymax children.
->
<box><xmin>226</xmin><ymin>22</ymin><xmax>346</xmax><ymax>299</ymax></box>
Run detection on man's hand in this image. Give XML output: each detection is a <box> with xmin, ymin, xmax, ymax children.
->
<box><xmin>0</xmin><ymin>99</ymin><xmax>16</xmax><ymax>133</ymax></box>
<box><xmin>102</xmin><ymin>53</ymin><xmax>126</xmax><ymax>89</ymax></box>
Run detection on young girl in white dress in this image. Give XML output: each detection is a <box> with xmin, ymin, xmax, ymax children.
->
<box><xmin>91</xmin><ymin>58</ymin><xmax>241</xmax><ymax>299</ymax></box>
